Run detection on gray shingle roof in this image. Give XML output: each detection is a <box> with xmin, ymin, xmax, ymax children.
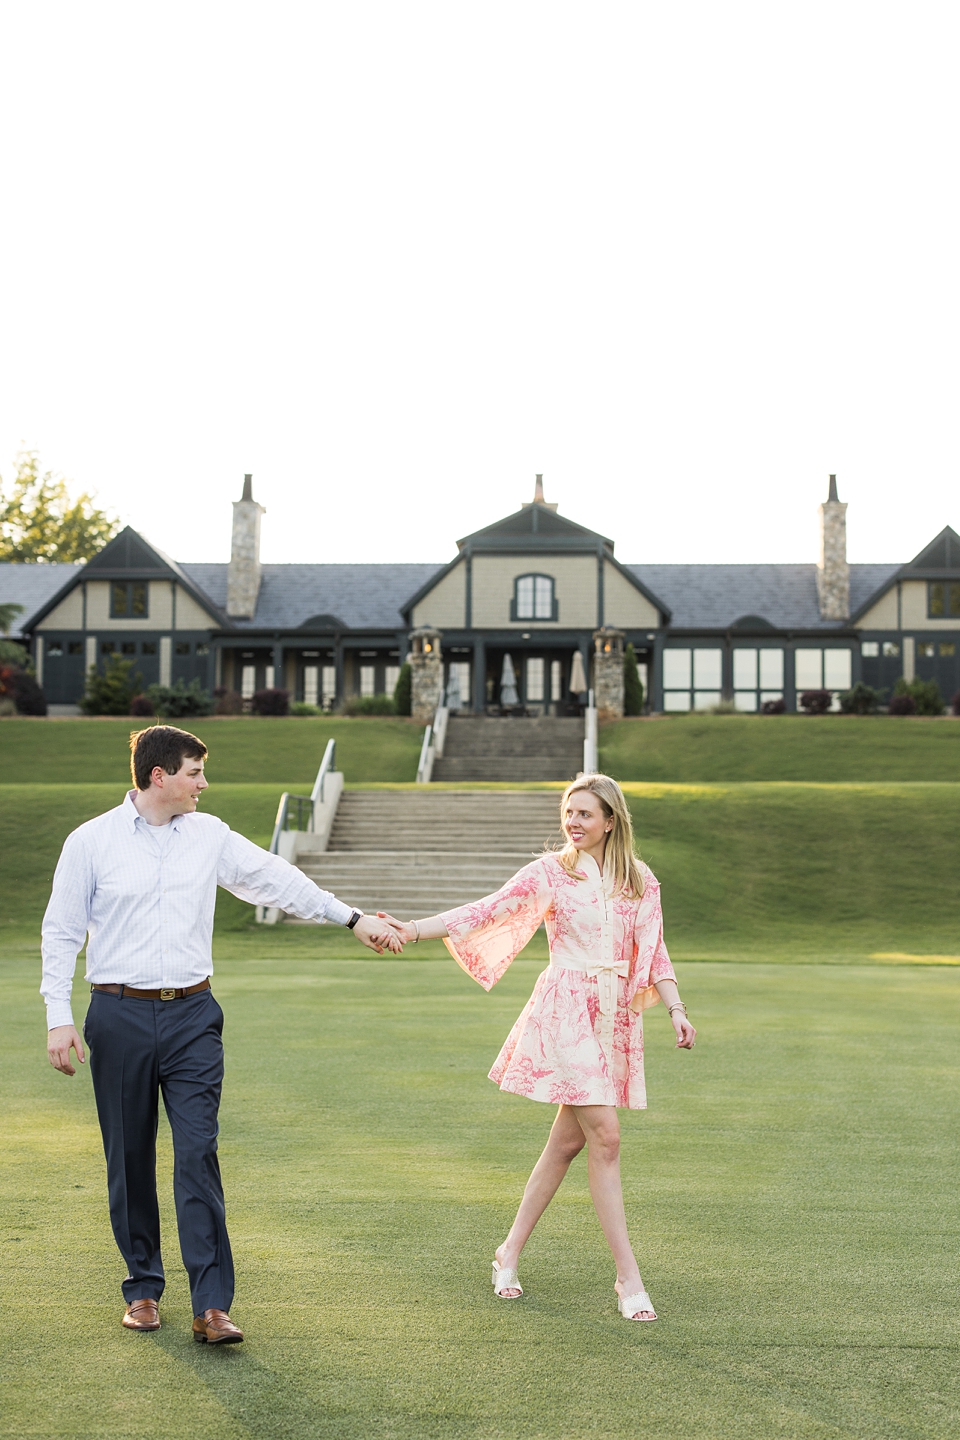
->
<box><xmin>627</xmin><ymin>563</ymin><xmax>900</xmax><ymax>631</ymax></box>
<box><xmin>0</xmin><ymin>563</ymin><xmax>85</xmax><ymax>637</ymax></box>
<box><xmin>180</xmin><ymin>563</ymin><xmax>445</xmax><ymax>631</ymax></box>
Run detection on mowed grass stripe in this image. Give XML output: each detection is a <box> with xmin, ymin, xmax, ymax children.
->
<box><xmin>3</xmin><ymin>956</ymin><xmax>960</xmax><ymax>1438</ymax></box>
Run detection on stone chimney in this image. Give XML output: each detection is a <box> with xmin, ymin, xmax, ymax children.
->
<box><xmin>226</xmin><ymin>474</ymin><xmax>266</xmax><ymax>619</ymax></box>
<box><xmin>817</xmin><ymin>474</ymin><xmax>849</xmax><ymax>620</ymax></box>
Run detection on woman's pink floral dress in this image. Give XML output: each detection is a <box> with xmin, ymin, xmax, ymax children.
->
<box><xmin>441</xmin><ymin>853</ymin><xmax>676</xmax><ymax>1109</ymax></box>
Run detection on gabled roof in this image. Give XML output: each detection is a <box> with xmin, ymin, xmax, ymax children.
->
<box><xmin>629</xmin><ymin>563</ymin><xmax>900</xmax><ymax>631</ymax></box>
<box><xmin>457</xmin><ymin>501</ymin><xmax>614</xmax><ymax>553</ymax></box>
<box><xmin>21</xmin><ymin>526</ymin><xmax>228</xmax><ymax>631</ymax></box>
<box><xmin>181</xmin><ymin>562</ymin><xmax>443</xmax><ymax>632</ymax></box>
<box><xmin>851</xmin><ymin>526</ymin><xmax>960</xmax><ymax>621</ymax></box>
<box><xmin>0</xmin><ymin>562</ymin><xmax>85</xmax><ymax>637</ymax></box>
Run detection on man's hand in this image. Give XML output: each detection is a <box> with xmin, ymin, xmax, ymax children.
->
<box><xmin>47</xmin><ymin>1026</ymin><xmax>85</xmax><ymax>1076</ymax></box>
<box><xmin>351</xmin><ymin>915</ymin><xmax>404</xmax><ymax>954</ymax></box>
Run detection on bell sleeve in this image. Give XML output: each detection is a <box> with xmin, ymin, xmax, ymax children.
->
<box><xmin>627</xmin><ymin>865</ymin><xmax>677</xmax><ymax>1013</ymax></box>
<box><xmin>440</xmin><ymin>858</ymin><xmax>553</xmax><ymax>991</ymax></box>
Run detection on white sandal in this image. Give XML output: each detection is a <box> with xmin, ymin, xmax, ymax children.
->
<box><xmin>491</xmin><ymin>1260</ymin><xmax>523</xmax><ymax>1298</ymax></box>
<box><xmin>617</xmin><ymin>1288</ymin><xmax>657</xmax><ymax>1321</ymax></box>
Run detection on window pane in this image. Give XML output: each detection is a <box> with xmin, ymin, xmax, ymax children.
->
<box><xmin>733</xmin><ymin>649</ymin><xmax>757</xmax><ymax>689</ymax></box>
<box><xmin>304</xmin><ymin>665</ymin><xmax>318</xmax><ymax>705</ymax></box>
<box><xmin>175</xmin><ymin>642</ymin><xmax>190</xmax><ymax>655</ymax></box>
<box><xmin>929</xmin><ymin>583</ymin><xmax>945</xmax><ymax>616</ymax></box>
<box><xmin>385</xmin><ymin>664</ymin><xmax>400</xmax><ymax>694</ymax></box>
<box><xmin>795</xmin><ymin>648</ymin><xmax>822</xmax><ymax>689</ymax></box>
<box><xmin>526</xmin><ymin>657</ymin><xmax>545</xmax><ymax>701</ymax></box>
<box><xmin>534</xmin><ymin>576</ymin><xmax>553</xmax><ymax>618</ymax></box>
<box><xmin>321</xmin><ymin>666</ymin><xmax>336</xmax><ymax>704</ymax></box>
<box><xmin>882</xmin><ymin>641</ymin><xmax>900</xmax><ymax>657</ymax></box>
<box><xmin>47</xmin><ymin>640</ymin><xmax>63</xmax><ymax>657</ymax></box>
<box><xmin>196</xmin><ymin>643</ymin><xmax>209</xmax><ymax>655</ymax></box>
<box><xmin>112</xmin><ymin>583</ymin><xmax>128</xmax><ymax>615</ymax></box>
<box><xmin>141</xmin><ymin>641</ymin><xmax>156</xmax><ymax>655</ymax></box>
<box><xmin>693</xmin><ymin>649</ymin><xmax>722</xmax><ymax>688</ymax></box>
<box><xmin>516</xmin><ymin>576</ymin><xmax>534</xmax><ymax>619</ymax></box>
<box><xmin>939</xmin><ymin>642</ymin><xmax>956</xmax><ymax>657</ymax></box>
<box><xmin>664</xmin><ymin>691</ymin><xmax>691</xmax><ymax>711</ymax></box>
<box><xmin>550</xmin><ymin>659</ymin><xmax>562</xmax><ymax>701</ymax></box>
<box><xmin>360</xmin><ymin>665</ymin><xmax>375</xmax><ymax>697</ymax></box>
<box><xmin>68</xmin><ymin>641</ymin><xmax>83</xmax><ymax>655</ymax></box>
<box><xmin>264</xmin><ymin>665</ymin><xmax>275</xmax><ymax>690</ymax></box>
<box><xmin>759</xmin><ymin>649</ymin><xmax>784</xmax><ymax>688</ymax></box>
<box><xmin>241</xmin><ymin>665</ymin><xmax>256</xmax><ymax>699</ymax></box>
<box><xmin>950</xmin><ymin>584</ymin><xmax>960</xmax><ymax>616</ymax></box>
<box><xmin>824</xmin><ymin>650</ymin><xmax>851</xmax><ymax>689</ymax></box>
<box><xmin>663</xmin><ymin>649</ymin><xmax>691</xmax><ymax>688</ymax></box>
<box><xmin>121</xmin><ymin>642</ymin><xmax>136</xmax><ymax>655</ymax></box>
<box><xmin>100</xmin><ymin>640</ymin><xmax>116</xmax><ymax>654</ymax></box>
<box><xmin>131</xmin><ymin>583</ymin><xmax>147</xmax><ymax>616</ymax></box>
<box><xmin>693</xmin><ymin>691</ymin><xmax>721</xmax><ymax>710</ymax></box>
<box><xmin>861</xmin><ymin>641</ymin><xmax>879</xmax><ymax>657</ymax></box>
<box><xmin>918</xmin><ymin>642</ymin><xmax>935</xmax><ymax>658</ymax></box>
<box><xmin>734</xmin><ymin>691</ymin><xmax>757</xmax><ymax>711</ymax></box>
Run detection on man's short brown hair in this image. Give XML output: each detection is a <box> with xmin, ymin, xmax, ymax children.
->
<box><xmin>129</xmin><ymin>725</ymin><xmax>208</xmax><ymax>790</ymax></box>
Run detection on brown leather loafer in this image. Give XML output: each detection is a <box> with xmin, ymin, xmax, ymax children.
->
<box><xmin>122</xmin><ymin>1299</ymin><xmax>160</xmax><ymax>1331</ymax></box>
<box><xmin>192</xmin><ymin>1308</ymin><xmax>244</xmax><ymax>1344</ymax></box>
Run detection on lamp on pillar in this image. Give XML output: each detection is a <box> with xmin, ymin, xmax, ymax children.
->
<box><xmin>592</xmin><ymin>627</ymin><xmax>626</xmax><ymax>722</ymax></box>
<box><xmin>409</xmin><ymin>626</ymin><xmax>444</xmax><ymax>723</ymax></box>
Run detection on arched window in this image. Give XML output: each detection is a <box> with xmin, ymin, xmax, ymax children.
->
<box><xmin>512</xmin><ymin>573</ymin><xmax>557</xmax><ymax>621</ymax></box>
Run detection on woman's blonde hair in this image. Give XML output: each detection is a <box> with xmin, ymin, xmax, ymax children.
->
<box><xmin>556</xmin><ymin>773</ymin><xmax>645</xmax><ymax>898</ymax></box>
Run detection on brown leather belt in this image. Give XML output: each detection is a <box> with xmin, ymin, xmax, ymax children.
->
<box><xmin>90</xmin><ymin>979</ymin><xmax>211</xmax><ymax>1001</ymax></box>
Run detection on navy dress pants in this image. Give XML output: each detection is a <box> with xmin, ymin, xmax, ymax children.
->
<box><xmin>83</xmin><ymin>987</ymin><xmax>234</xmax><ymax>1314</ymax></box>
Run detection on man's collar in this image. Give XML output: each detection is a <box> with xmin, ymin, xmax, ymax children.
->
<box><xmin>123</xmin><ymin>789</ymin><xmax>186</xmax><ymax>832</ymax></box>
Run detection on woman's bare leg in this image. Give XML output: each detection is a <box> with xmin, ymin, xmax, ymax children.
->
<box><xmin>572</xmin><ymin>1104</ymin><xmax>653</xmax><ymax>1319</ymax></box>
<box><xmin>494</xmin><ymin>1105</ymin><xmax>586</xmax><ymax>1295</ymax></box>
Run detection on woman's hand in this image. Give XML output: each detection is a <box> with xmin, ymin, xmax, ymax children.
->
<box><xmin>672</xmin><ymin>1013</ymin><xmax>696</xmax><ymax>1049</ymax></box>
<box><xmin>377</xmin><ymin>912</ymin><xmax>450</xmax><ymax>944</ymax></box>
<box><xmin>377</xmin><ymin>912</ymin><xmax>418</xmax><ymax>944</ymax></box>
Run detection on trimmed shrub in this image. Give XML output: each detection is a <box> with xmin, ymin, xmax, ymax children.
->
<box><xmin>761</xmin><ymin>697</ymin><xmax>786</xmax><ymax>714</ymax></box>
<box><xmin>623</xmin><ymin>643</ymin><xmax>644</xmax><ymax>715</ymax></box>
<box><xmin>146</xmin><ymin>679</ymin><xmax>214</xmax><ymax>719</ymax></box>
<box><xmin>889</xmin><ymin>693</ymin><xmax>917</xmax><ymax>715</ymax></box>
<box><xmin>707</xmin><ymin>699</ymin><xmax>737</xmax><ymax>714</ymax></box>
<box><xmin>838</xmin><ymin>682</ymin><xmax>884</xmax><ymax>715</ymax></box>
<box><xmin>393</xmin><ymin>662</ymin><xmax>412</xmax><ymax>716</ymax></box>
<box><xmin>290</xmin><ymin>701</ymin><xmax>321</xmax><ymax>716</ymax></box>
<box><xmin>799</xmin><ymin>689</ymin><xmax>832</xmax><ymax>715</ymax></box>
<box><xmin>893</xmin><ymin>676</ymin><xmax>945</xmax><ymax>716</ymax></box>
<box><xmin>213</xmin><ymin>688</ymin><xmax>244</xmax><ymax>715</ymax></box>
<box><xmin>250</xmin><ymin>687</ymin><xmax>290</xmax><ymax>716</ymax></box>
<box><xmin>79</xmin><ymin>655</ymin><xmax>142</xmax><ymax>716</ymax></box>
<box><xmin>0</xmin><ymin>665</ymin><xmax>47</xmax><ymax>716</ymax></box>
<box><xmin>343</xmin><ymin>694</ymin><xmax>396</xmax><ymax>716</ymax></box>
<box><xmin>129</xmin><ymin>693</ymin><xmax>156</xmax><ymax>717</ymax></box>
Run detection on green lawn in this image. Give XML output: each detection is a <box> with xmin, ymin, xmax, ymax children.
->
<box><xmin>4</xmin><ymin>781</ymin><xmax>959</xmax><ymax>960</ymax></box>
<box><xmin>601</xmin><ymin>713</ymin><xmax>960</xmax><ymax>781</ymax></box>
<box><xmin>3</xmin><ymin>948</ymin><xmax>960</xmax><ymax>1440</ymax></box>
<box><xmin>0</xmin><ymin>716</ymin><xmax>424</xmax><ymax>786</ymax></box>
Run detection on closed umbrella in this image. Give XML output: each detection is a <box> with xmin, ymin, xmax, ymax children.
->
<box><xmin>500</xmin><ymin>653</ymin><xmax>520</xmax><ymax>706</ymax></box>
<box><xmin>446</xmin><ymin>667</ymin><xmax>462</xmax><ymax>710</ymax></box>
<box><xmin>569</xmin><ymin>650</ymin><xmax>587</xmax><ymax>695</ymax></box>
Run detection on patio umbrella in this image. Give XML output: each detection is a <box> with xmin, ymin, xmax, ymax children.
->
<box><xmin>445</xmin><ymin>667</ymin><xmax>462</xmax><ymax>710</ymax></box>
<box><xmin>500</xmin><ymin>653</ymin><xmax>520</xmax><ymax>706</ymax></box>
<box><xmin>569</xmin><ymin>650</ymin><xmax>587</xmax><ymax>695</ymax></box>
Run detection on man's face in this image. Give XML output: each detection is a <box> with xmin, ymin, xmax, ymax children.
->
<box><xmin>151</xmin><ymin>754</ymin><xmax>208</xmax><ymax>811</ymax></box>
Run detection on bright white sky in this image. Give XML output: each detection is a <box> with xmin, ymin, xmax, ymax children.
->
<box><xmin>1</xmin><ymin>2</ymin><xmax>957</xmax><ymax>569</ymax></box>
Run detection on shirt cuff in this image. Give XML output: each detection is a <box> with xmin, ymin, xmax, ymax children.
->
<box><xmin>322</xmin><ymin>897</ymin><xmax>356</xmax><ymax>927</ymax></box>
<box><xmin>46</xmin><ymin>999</ymin><xmax>76</xmax><ymax>1030</ymax></box>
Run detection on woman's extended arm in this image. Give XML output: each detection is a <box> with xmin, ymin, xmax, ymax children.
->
<box><xmin>654</xmin><ymin>977</ymin><xmax>696</xmax><ymax>1050</ymax></box>
<box><xmin>378</xmin><ymin>912</ymin><xmax>448</xmax><ymax>944</ymax></box>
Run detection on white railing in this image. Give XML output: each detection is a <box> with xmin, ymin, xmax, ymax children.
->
<box><xmin>258</xmin><ymin>737</ymin><xmax>344</xmax><ymax>923</ymax></box>
<box><xmin>583</xmin><ymin>688</ymin><xmax>598</xmax><ymax>774</ymax></box>
<box><xmin>310</xmin><ymin>737</ymin><xmax>337</xmax><ymax>808</ymax></box>
<box><xmin>416</xmin><ymin>723</ymin><xmax>434</xmax><ymax>784</ymax></box>
<box><xmin>415</xmin><ymin>704</ymin><xmax>449</xmax><ymax>784</ymax></box>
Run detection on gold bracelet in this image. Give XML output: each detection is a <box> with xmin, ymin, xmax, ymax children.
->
<box><xmin>413</xmin><ymin>920</ymin><xmax>420</xmax><ymax>944</ymax></box>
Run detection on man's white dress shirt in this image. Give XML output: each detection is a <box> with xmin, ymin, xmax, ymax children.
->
<box><xmin>41</xmin><ymin>790</ymin><xmax>354</xmax><ymax>1029</ymax></box>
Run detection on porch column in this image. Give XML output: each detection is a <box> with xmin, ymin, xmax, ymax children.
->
<box><xmin>472</xmin><ymin>639</ymin><xmax>486</xmax><ymax>712</ymax></box>
<box><xmin>271</xmin><ymin>641</ymin><xmax>283</xmax><ymax>691</ymax></box>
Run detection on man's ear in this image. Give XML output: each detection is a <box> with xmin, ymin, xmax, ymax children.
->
<box><xmin>151</xmin><ymin>765</ymin><xmax>166</xmax><ymax>787</ymax></box>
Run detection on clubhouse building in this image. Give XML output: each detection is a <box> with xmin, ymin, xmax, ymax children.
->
<box><xmin>3</xmin><ymin>474</ymin><xmax>959</xmax><ymax>714</ymax></box>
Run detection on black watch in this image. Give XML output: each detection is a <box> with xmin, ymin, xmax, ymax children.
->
<box><xmin>346</xmin><ymin>910</ymin><xmax>363</xmax><ymax>929</ymax></box>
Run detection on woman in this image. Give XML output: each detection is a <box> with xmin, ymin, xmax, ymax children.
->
<box><xmin>380</xmin><ymin>773</ymin><xmax>695</xmax><ymax>1322</ymax></box>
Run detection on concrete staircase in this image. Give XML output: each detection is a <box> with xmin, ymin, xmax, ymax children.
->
<box><xmin>295</xmin><ymin>789</ymin><xmax>564</xmax><ymax>917</ymax></box>
<box><xmin>431</xmin><ymin>715</ymin><xmax>584</xmax><ymax>782</ymax></box>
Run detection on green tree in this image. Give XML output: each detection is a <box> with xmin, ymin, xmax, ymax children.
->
<box><xmin>79</xmin><ymin>655</ymin><xmax>143</xmax><ymax>716</ymax></box>
<box><xmin>893</xmin><ymin>676</ymin><xmax>945</xmax><ymax>716</ymax></box>
<box><xmin>0</xmin><ymin>451</ymin><xmax>119</xmax><ymax>563</ymax></box>
<box><xmin>623</xmin><ymin>642</ymin><xmax>644</xmax><ymax>715</ymax></box>
<box><xmin>393</xmin><ymin>661</ymin><xmax>412</xmax><ymax>716</ymax></box>
<box><xmin>0</xmin><ymin>601</ymin><xmax>24</xmax><ymax>634</ymax></box>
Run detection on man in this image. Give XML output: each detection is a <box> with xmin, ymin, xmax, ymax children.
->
<box><xmin>43</xmin><ymin>724</ymin><xmax>400</xmax><ymax>1343</ymax></box>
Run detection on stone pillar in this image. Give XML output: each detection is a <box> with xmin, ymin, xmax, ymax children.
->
<box><xmin>592</xmin><ymin>627</ymin><xmax>625</xmax><ymax>722</ymax></box>
<box><xmin>409</xmin><ymin>626</ymin><xmax>443</xmax><ymax>723</ymax></box>
<box><xmin>227</xmin><ymin>474</ymin><xmax>266</xmax><ymax>619</ymax></box>
<box><xmin>817</xmin><ymin>474</ymin><xmax>849</xmax><ymax>620</ymax></box>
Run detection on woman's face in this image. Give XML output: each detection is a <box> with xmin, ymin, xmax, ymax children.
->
<box><xmin>562</xmin><ymin>789</ymin><xmax>613</xmax><ymax>852</ymax></box>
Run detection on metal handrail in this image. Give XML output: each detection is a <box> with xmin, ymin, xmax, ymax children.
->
<box><xmin>416</xmin><ymin>723</ymin><xmax>433</xmax><ymax>784</ymax></box>
<box><xmin>583</xmin><ymin>688</ymin><xmax>598</xmax><ymax>774</ymax></box>
<box><xmin>310</xmin><ymin>737</ymin><xmax>337</xmax><ymax>805</ymax></box>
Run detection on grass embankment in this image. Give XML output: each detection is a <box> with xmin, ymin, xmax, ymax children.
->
<box><xmin>0</xmin><ymin>716</ymin><xmax>423</xmax><ymax>785</ymax></box>
<box><xmin>4</xmin><ymin>781</ymin><xmax>959</xmax><ymax>960</ymax></box>
<box><xmin>3</xmin><ymin>952</ymin><xmax>960</xmax><ymax>1439</ymax></box>
<box><xmin>601</xmin><ymin>713</ymin><xmax>960</xmax><ymax>781</ymax></box>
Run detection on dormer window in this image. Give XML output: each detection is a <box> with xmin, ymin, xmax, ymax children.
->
<box><xmin>111</xmin><ymin>582</ymin><xmax>148</xmax><ymax>618</ymax></box>
<box><xmin>929</xmin><ymin>581</ymin><xmax>960</xmax><ymax>617</ymax></box>
<box><xmin>512</xmin><ymin>574</ymin><xmax>557</xmax><ymax>621</ymax></box>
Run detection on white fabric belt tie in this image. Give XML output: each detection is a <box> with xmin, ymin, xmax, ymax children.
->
<box><xmin>551</xmin><ymin>959</ymin><xmax>629</xmax><ymax>1066</ymax></box>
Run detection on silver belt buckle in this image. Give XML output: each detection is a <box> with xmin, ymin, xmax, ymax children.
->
<box><xmin>159</xmin><ymin>987</ymin><xmax>177</xmax><ymax>1001</ymax></box>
